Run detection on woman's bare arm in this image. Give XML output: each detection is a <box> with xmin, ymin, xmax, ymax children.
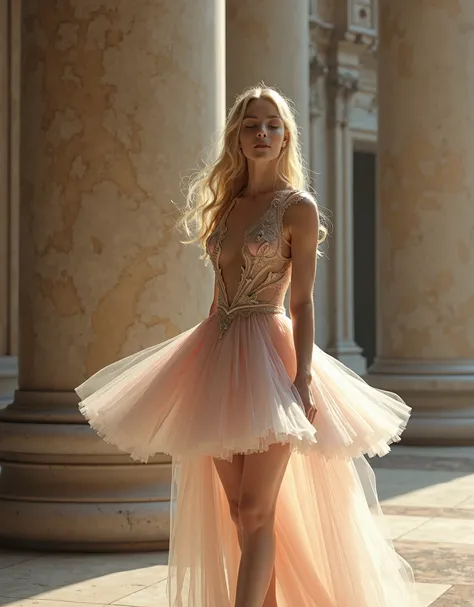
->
<box><xmin>286</xmin><ymin>196</ymin><xmax>320</xmax><ymax>419</ymax></box>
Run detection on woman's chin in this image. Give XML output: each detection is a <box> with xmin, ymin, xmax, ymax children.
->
<box><xmin>245</xmin><ymin>148</ymin><xmax>278</xmax><ymax>161</ymax></box>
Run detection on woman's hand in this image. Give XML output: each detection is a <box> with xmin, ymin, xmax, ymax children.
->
<box><xmin>293</xmin><ymin>373</ymin><xmax>317</xmax><ymax>424</ymax></box>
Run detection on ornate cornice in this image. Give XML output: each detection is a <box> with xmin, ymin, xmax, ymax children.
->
<box><xmin>308</xmin><ymin>1</ymin><xmax>378</xmax><ymax>123</ymax></box>
<box><xmin>330</xmin><ymin>70</ymin><xmax>359</xmax><ymax>95</ymax></box>
<box><xmin>309</xmin><ymin>2</ymin><xmax>334</xmax><ymax>117</ymax></box>
<box><xmin>327</xmin><ymin>66</ymin><xmax>360</xmax><ymax>127</ymax></box>
<box><xmin>343</xmin><ymin>0</ymin><xmax>377</xmax><ymax>40</ymax></box>
<box><xmin>309</xmin><ymin>50</ymin><xmax>329</xmax><ymax>117</ymax></box>
<box><xmin>310</xmin><ymin>50</ymin><xmax>329</xmax><ymax>83</ymax></box>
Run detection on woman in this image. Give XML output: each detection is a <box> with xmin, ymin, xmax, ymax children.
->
<box><xmin>76</xmin><ymin>85</ymin><xmax>419</xmax><ymax>607</ymax></box>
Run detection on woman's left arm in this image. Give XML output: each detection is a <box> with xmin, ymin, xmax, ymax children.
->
<box><xmin>286</xmin><ymin>196</ymin><xmax>320</xmax><ymax>422</ymax></box>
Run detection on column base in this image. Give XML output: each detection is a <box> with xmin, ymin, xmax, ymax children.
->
<box><xmin>326</xmin><ymin>339</ymin><xmax>367</xmax><ymax>375</ymax></box>
<box><xmin>0</xmin><ymin>390</ymin><xmax>172</xmax><ymax>551</ymax></box>
<box><xmin>368</xmin><ymin>358</ymin><xmax>474</xmax><ymax>444</ymax></box>
<box><xmin>0</xmin><ymin>356</ymin><xmax>17</xmax><ymax>409</ymax></box>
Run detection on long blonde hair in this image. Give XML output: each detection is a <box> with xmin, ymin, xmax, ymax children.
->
<box><xmin>180</xmin><ymin>84</ymin><xmax>327</xmax><ymax>252</ymax></box>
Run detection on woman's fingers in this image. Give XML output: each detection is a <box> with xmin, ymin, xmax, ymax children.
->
<box><xmin>305</xmin><ymin>402</ymin><xmax>317</xmax><ymax>423</ymax></box>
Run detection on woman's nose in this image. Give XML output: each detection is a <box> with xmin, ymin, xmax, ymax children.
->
<box><xmin>257</xmin><ymin>129</ymin><xmax>267</xmax><ymax>138</ymax></box>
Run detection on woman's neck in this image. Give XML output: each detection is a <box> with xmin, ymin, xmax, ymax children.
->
<box><xmin>244</xmin><ymin>161</ymin><xmax>287</xmax><ymax>197</ymax></box>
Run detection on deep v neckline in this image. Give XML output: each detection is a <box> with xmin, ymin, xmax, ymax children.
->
<box><xmin>216</xmin><ymin>189</ymin><xmax>289</xmax><ymax>307</ymax></box>
<box><xmin>221</xmin><ymin>189</ymin><xmax>284</xmax><ymax>248</ymax></box>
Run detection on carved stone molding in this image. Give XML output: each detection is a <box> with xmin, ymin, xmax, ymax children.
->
<box><xmin>352</xmin><ymin>87</ymin><xmax>376</xmax><ymax>113</ymax></box>
<box><xmin>309</xmin><ymin>45</ymin><xmax>329</xmax><ymax>116</ymax></box>
<box><xmin>349</xmin><ymin>0</ymin><xmax>377</xmax><ymax>33</ymax></box>
<box><xmin>328</xmin><ymin>0</ymin><xmax>378</xmax><ymax>49</ymax></box>
<box><xmin>327</xmin><ymin>67</ymin><xmax>360</xmax><ymax>127</ymax></box>
<box><xmin>310</xmin><ymin>0</ymin><xmax>335</xmax><ymax>27</ymax></box>
<box><xmin>349</xmin><ymin>88</ymin><xmax>377</xmax><ymax>134</ymax></box>
<box><xmin>310</xmin><ymin>53</ymin><xmax>329</xmax><ymax>82</ymax></box>
<box><xmin>309</xmin><ymin>0</ymin><xmax>336</xmax><ymax>116</ymax></box>
<box><xmin>368</xmin><ymin>360</ymin><xmax>474</xmax><ymax>444</ymax></box>
<box><xmin>365</xmin><ymin>37</ymin><xmax>378</xmax><ymax>56</ymax></box>
<box><xmin>331</xmin><ymin>70</ymin><xmax>360</xmax><ymax>95</ymax></box>
<box><xmin>309</xmin><ymin>13</ymin><xmax>334</xmax><ymax>51</ymax></box>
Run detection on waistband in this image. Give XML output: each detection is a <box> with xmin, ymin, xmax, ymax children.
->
<box><xmin>217</xmin><ymin>303</ymin><xmax>286</xmax><ymax>337</ymax></box>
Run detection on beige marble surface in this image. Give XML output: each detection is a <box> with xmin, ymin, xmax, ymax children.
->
<box><xmin>378</xmin><ymin>0</ymin><xmax>474</xmax><ymax>361</ymax></box>
<box><xmin>0</xmin><ymin>0</ymin><xmax>226</xmax><ymax>550</ymax></box>
<box><xmin>1</xmin><ymin>446</ymin><xmax>474</xmax><ymax>606</ymax></box>
<box><xmin>371</xmin><ymin>0</ymin><xmax>474</xmax><ymax>446</ymax></box>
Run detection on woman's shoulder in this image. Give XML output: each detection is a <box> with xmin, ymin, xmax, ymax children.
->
<box><xmin>280</xmin><ymin>188</ymin><xmax>318</xmax><ymax>212</ymax></box>
<box><xmin>278</xmin><ymin>190</ymin><xmax>319</xmax><ymax>237</ymax></box>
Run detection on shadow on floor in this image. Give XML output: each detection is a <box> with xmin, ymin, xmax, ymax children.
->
<box><xmin>0</xmin><ymin>550</ymin><xmax>169</xmax><ymax>606</ymax></box>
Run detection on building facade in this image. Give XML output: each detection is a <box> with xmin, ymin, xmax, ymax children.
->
<box><xmin>0</xmin><ymin>0</ymin><xmax>473</xmax><ymax>548</ymax></box>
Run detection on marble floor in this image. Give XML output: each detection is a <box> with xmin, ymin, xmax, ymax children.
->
<box><xmin>1</xmin><ymin>446</ymin><xmax>474</xmax><ymax>606</ymax></box>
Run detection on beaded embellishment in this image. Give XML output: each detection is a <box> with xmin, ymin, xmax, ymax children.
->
<box><xmin>206</xmin><ymin>189</ymin><xmax>309</xmax><ymax>337</ymax></box>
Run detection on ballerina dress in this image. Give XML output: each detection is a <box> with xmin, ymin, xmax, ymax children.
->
<box><xmin>76</xmin><ymin>189</ymin><xmax>420</xmax><ymax>606</ymax></box>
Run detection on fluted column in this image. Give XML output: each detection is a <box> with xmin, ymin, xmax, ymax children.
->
<box><xmin>324</xmin><ymin>69</ymin><xmax>367</xmax><ymax>374</ymax></box>
<box><xmin>226</xmin><ymin>0</ymin><xmax>310</xmax><ymax>157</ymax></box>
<box><xmin>369</xmin><ymin>0</ymin><xmax>474</xmax><ymax>442</ymax></box>
<box><xmin>0</xmin><ymin>0</ymin><xmax>224</xmax><ymax>549</ymax></box>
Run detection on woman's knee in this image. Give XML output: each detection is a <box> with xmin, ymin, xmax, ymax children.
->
<box><xmin>238</xmin><ymin>495</ymin><xmax>276</xmax><ymax>535</ymax></box>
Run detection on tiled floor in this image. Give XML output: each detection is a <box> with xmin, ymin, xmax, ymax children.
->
<box><xmin>1</xmin><ymin>446</ymin><xmax>474</xmax><ymax>606</ymax></box>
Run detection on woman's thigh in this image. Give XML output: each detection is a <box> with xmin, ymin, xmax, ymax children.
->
<box><xmin>213</xmin><ymin>454</ymin><xmax>245</xmax><ymax>522</ymax></box>
<box><xmin>239</xmin><ymin>444</ymin><xmax>291</xmax><ymax>530</ymax></box>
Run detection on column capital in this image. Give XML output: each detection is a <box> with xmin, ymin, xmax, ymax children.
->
<box><xmin>309</xmin><ymin>46</ymin><xmax>329</xmax><ymax>117</ymax></box>
<box><xmin>327</xmin><ymin>65</ymin><xmax>360</xmax><ymax>128</ymax></box>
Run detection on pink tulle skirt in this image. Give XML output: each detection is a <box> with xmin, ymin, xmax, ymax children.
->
<box><xmin>76</xmin><ymin>311</ymin><xmax>420</xmax><ymax>607</ymax></box>
<box><xmin>76</xmin><ymin>312</ymin><xmax>409</xmax><ymax>463</ymax></box>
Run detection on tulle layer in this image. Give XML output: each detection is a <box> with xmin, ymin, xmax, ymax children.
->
<box><xmin>77</xmin><ymin>311</ymin><xmax>419</xmax><ymax>606</ymax></box>
<box><xmin>169</xmin><ymin>454</ymin><xmax>419</xmax><ymax>606</ymax></box>
<box><xmin>76</xmin><ymin>312</ymin><xmax>411</xmax><ymax>463</ymax></box>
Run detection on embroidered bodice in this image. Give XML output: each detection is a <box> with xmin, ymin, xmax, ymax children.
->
<box><xmin>206</xmin><ymin>189</ymin><xmax>309</xmax><ymax>336</ymax></box>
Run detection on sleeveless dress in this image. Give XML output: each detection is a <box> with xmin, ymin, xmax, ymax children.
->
<box><xmin>76</xmin><ymin>189</ymin><xmax>420</xmax><ymax>607</ymax></box>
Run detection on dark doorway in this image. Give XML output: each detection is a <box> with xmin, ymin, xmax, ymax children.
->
<box><xmin>353</xmin><ymin>151</ymin><xmax>376</xmax><ymax>367</ymax></box>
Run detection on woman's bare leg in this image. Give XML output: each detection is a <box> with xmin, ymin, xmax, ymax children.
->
<box><xmin>263</xmin><ymin>568</ymin><xmax>277</xmax><ymax>607</ymax></box>
<box><xmin>213</xmin><ymin>454</ymin><xmax>279</xmax><ymax>607</ymax></box>
<box><xmin>235</xmin><ymin>444</ymin><xmax>291</xmax><ymax>607</ymax></box>
<box><xmin>213</xmin><ymin>455</ymin><xmax>245</xmax><ymax>538</ymax></box>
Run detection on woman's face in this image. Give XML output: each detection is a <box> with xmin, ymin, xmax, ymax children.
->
<box><xmin>239</xmin><ymin>98</ymin><xmax>288</xmax><ymax>162</ymax></box>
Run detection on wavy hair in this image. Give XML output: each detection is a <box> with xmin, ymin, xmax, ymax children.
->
<box><xmin>180</xmin><ymin>84</ymin><xmax>327</xmax><ymax>254</ymax></box>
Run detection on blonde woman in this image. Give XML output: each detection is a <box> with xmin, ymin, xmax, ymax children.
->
<box><xmin>76</xmin><ymin>86</ymin><xmax>419</xmax><ymax>607</ymax></box>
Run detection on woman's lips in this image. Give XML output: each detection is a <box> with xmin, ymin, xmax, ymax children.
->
<box><xmin>254</xmin><ymin>143</ymin><xmax>271</xmax><ymax>148</ymax></box>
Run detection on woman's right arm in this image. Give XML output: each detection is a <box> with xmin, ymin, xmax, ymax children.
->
<box><xmin>209</xmin><ymin>279</ymin><xmax>218</xmax><ymax>316</ymax></box>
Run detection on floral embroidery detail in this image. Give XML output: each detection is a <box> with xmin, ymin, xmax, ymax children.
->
<box><xmin>206</xmin><ymin>190</ymin><xmax>308</xmax><ymax>337</ymax></box>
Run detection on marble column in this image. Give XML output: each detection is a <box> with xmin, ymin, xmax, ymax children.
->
<box><xmin>324</xmin><ymin>70</ymin><xmax>367</xmax><ymax>374</ymax></box>
<box><xmin>0</xmin><ymin>0</ymin><xmax>18</xmax><ymax>408</ymax></box>
<box><xmin>0</xmin><ymin>0</ymin><xmax>9</xmax><ymax>394</ymax></box>
<box><xmin>226</xmin><ymin>0</ymin><xmax>310</xmax><ymax>157</ymax></box>
<box><xmin>0</xmin><ymin>0</ymin><xmax>224</xmax><ymax>549</ymax></box>
<box><xmin>369</xmin><ymin>0</ymin><xmax>474</xmax><ymax>442</ymax></box>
